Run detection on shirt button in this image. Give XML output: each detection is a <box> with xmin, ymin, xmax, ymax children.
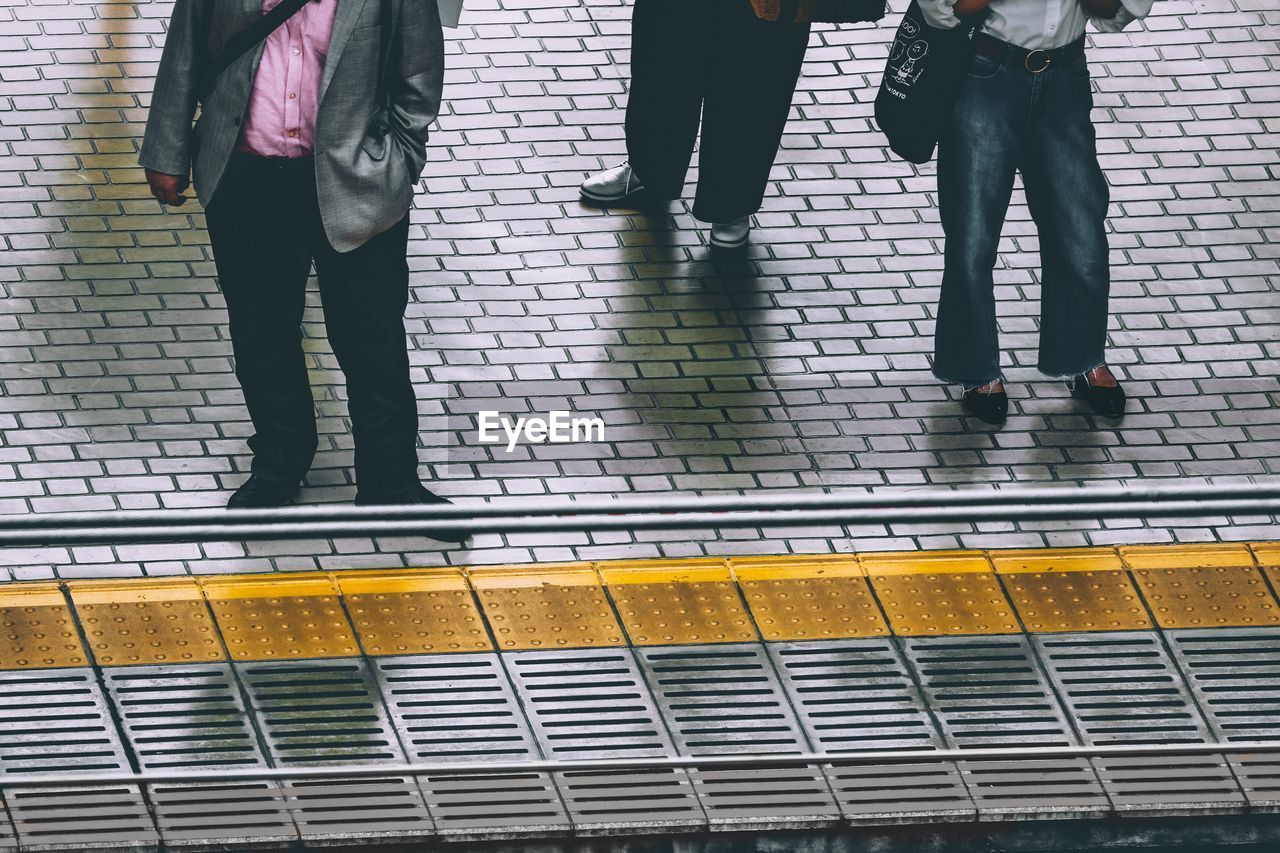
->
<box><xmin>289</xmin><ymin>92</ymin><xmax>297</xmax><ymax>100</ymax></box>
<box><xmin>288</xmin><ymin>130</ymin><xmax>298</xmax><ymax>138</ymax></box>
<box><xmin>292</xmin><ymin>48</ymin><xmax>301</xmax><ymax>56</ymax></box>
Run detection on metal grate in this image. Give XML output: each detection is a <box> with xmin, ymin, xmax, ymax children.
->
<box><xmin>0</xmin><ymin>669</ymin><xmax>159</xmax><ymax>849</ymax></box>
<box><xmin>637</xmin><ymin>644</ymin><xmax>841</xmax><ymax>829</ymax></box>
<box><xmin>506</xmin><ymin>648</ymin><xmax>706</xmax><ymax>833</ymax></box>
<box><xmin>770</xmin><ymin>639</ymin><xmax>973</xmax><ymax>822</ymax></box>
<box><xmin>102</xmin><ymin>664</ymin><xmax>296</xmax><ymax>847</ymax></box>
<box><xmin>0</xmin><ymin>797</ymin><xmax>14</xmax><ymax>852</ymax></box>
<box><xmin>1035</xmin><ymin>632</ymin><xmax>1245</xmax><ymax>813</ymax></box>
<box><xmin>237</xmin><ymin>660</ymin><xmax>434</xmax><ymax>844</ymax></box>
<box><xmin>374</xmin><ymin>654</ymin><xmax>571</xmax><ymax>839</ymax></box>
<box><xmin>1166</xmin><ymin>627</ymin><xmax>1280</xmax><ymax>810</ymax></box>
<box><xmin>902</xmin><ymin>636</ymin><xmax>1109</xmax><ymax>818</ymax></box>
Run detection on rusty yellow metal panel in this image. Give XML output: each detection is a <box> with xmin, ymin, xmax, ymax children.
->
<box><xmin>862</xmin><ymin>551</ymin><xmax>1019</xmax><ymax>636</ymax></box>
<box><xmin>1121</xmin><ymin>543</ymin><xmax>1258</xmax><ymax>570</ymax></box>
<box><xmin>1249</xmin><ymin>543</ymin><xmax>1280</xmax><ymax>568</ymax></box>
<box><xmin>470</xmin><ymin>566</ymin><xmax>624</xmax><ymax>651</ymax></box>
<box><xmin>0</xmin><ymin>584</ymin><xmax>86</xmax><ymax>670</ymax></box>
<box><xmin>201</xmin><ymin>575</ymin><xmax>361</xmax><ymax>661</ymax></box>
<box><xmin>991</xmin><ymin>548</ymin><xmax>1150</xmax><ymax>633</ymax></box>
<box><xmin>725</xmin><ymin>554</ymin><xmax>856</xmax><ymax>571</ymax></box>
<box><xmin>70</xmin><ymin>579</ymin><xmax>225</xmax><ymax>666</ymax></box>
<box><xmin>335</xmin><ymin>569</ymin><xmax>491</xmax><ymax>655</ymax></box>
<box><xmin>600</xmin><ymin>565</ymin><xmax>757</xmax><ymax>646</ymax></box>
<box><xmin>731</xmin><ymin>557</ymin><xmax>888</xmax><ymax>641</ymax></box>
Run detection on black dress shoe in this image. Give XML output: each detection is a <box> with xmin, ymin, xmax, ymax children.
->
<box><xmin>1068</xmin><ymin>373</ymin><xmax>1126</xmax><ymax>417</ymax></box>
<box><xmin>227</xmin><ymin>473</ymin><xmax>301</xmax><ymax>509</ymax></box>
<box><xmin>962</xmin><ymin>386</ymin><xmax>1009</xmax><ymax>425</ymax></box>
<box><xmin>355</xmin><ymin>484</ymin><xmax>470</xmax><ymax>544</ymax></box>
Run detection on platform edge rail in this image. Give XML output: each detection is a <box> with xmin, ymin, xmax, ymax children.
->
<box><xmin>0</xmin><ymin>483</ymin><xmax>1278</xmax><ymax>546</ymax></box>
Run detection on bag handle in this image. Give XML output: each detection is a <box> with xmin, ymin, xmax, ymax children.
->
<box><xmin>199</xmin><ymin>0</ymin><xmax>313</xmax><ymax>99</ymax></box>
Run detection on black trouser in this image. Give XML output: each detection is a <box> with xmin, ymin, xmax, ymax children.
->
<box><xmin>625</xmin><ymin>0</ymin><xmax>811</xmax><ymax>223</ymax></box>
<box><xmin>205</xmin><ymin>152</ymin><xmax>419</xmax><ymax>497</ymax></box>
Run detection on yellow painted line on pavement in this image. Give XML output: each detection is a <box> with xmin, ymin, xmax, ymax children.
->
<box><xmin>0</xmin><ymin>542</ymin><xmax>1276</xmax><ymax>668</ymax></box>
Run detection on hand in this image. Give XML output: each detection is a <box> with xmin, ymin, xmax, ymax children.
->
<box><xmin>1080</xmin><ymin>0</ymin><xmax>1122</xmax><ymax>17</ymax></box>
<box><xmin>953</xmin><ymin>0</ymin><xmax>992</xmax><ymax>16</ymax></box>
<box><xmin>145</xmin><ymin>168</ymin><xmax>190</xmax><ymax>207</ymax></box>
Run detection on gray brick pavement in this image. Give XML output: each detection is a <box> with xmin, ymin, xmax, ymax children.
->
<box><xmin>0</xmin><ymin>0</ymin><xmax>1277</xmax><ymax>578</ymax></box>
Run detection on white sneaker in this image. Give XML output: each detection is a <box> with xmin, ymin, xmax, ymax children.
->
<box><xmin>580</xmin><ymin>161</ymin><xmax>645</xmax><ymax>203</ymax></box>
<box><xmin>709</xmin><ymin>216</ymin><xmax>751</xmax><ymax>249</ymax></box>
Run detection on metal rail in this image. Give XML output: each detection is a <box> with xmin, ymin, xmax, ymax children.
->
<box><xmin>2</xmin><ymin>741</ymin><xmax>1278</xmax><ymax>789</ymax></box>
<box><xmin>0</xmin><ymin>482</ymin><xmax>1277</xmax><ymax>546</ymax></box>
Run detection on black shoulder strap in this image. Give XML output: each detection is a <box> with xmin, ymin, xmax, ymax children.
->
<box><xmin>199</xmin><ymin>0</ymin><xmax>314</xmax><ymax>99</ymax></box>
<box><xmin>375</xmin><ymin>0</ymin><xmax>399</xmax><ymax>110</ymax></box>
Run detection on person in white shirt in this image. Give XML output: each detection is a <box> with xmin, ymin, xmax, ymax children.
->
<box><xmin>918</xmin><ymin>0</ymin><xmax>1153</xmax><ymax>424</ymax></box>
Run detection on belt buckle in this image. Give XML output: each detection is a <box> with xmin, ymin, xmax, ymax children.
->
<box><xmin>1024</xmin><ymin>49</ymin><xmax>1051</xmax><ymax>73</ymax></box>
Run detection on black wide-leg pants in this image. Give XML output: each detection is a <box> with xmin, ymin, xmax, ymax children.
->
<box><xmin>205</xmin><ymin>152</ymin><xmax>420</xmax><ymax>497</ymax></box>
<box><xmin>625</xmin><ymin>0</ymin><xmax>811</xmax><ymax>223</ymax></box>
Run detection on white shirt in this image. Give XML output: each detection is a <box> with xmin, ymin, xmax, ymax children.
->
<box><xmin>918</xmin><ymin>0</ymin><xmax>1155</xmax><ymax>50</ymax></box>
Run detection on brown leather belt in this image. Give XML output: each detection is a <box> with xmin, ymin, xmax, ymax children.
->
<box><xmin>972</xmin><ymin>32</ymin><xmax>1086</xmax><ymax>74</ymax></box>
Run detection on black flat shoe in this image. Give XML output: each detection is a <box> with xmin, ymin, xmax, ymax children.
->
<box><xmin>1068</xmin><ymin>373</ymin><xmax>1126</xmax><ymax>417</ymax></box>
<box><xmin>962</xmin><ymin>386</ymin><xmax>1009</xmax><ymax>426</ymax></box>
<box><xmin>355</xmin><ymin>484</ymin><xmax>470</xmax><ymax>544</ymax></box>
<box><xmin>227</xmin><ymin>473</ymin><xmax>302</xmax><ymax>509</ymax></box>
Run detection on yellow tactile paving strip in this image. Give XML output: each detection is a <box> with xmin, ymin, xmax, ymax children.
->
<box><xmin>336</xmin><ymin>569</ymin><xmax>492</xmax><ymax>656</ymax></box>
<box><xmin>0</xmin><ymin>583</ymin><xmax>87</xmax><ymax>670</ymax></box>
<box><xmin>992</xmin><ymin>548</ymin><xmax>1152</xmax><ymax>633</ymax></box>
<box><xmin>1121</xmin><ymin>544</ymin><xmax>1280</xmax><ymax>629</ymax></box>
<box><xmin>471</xmin><ymin>565</ymin><xmax>625</xmax><ymax>650</ymax></box>
<box><xmin>202</xmin><ymin>575</ymin><xmax>362</xmax><ymax>662</ymax></box>
<box><xmin>734</xmin><ymin>558</ymin><xmax>888</xmax><ymax>642</ymax></box>
<box><xmin>0</xmin><ymin>542</ymin><xmax>1277</xmax><ymax>668</ymax></box>
<box><xmin>70</xmin><ymin>579</ymin><xmax>225</xmax><ymax>666</ymax></box>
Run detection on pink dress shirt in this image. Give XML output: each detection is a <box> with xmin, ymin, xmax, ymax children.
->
<box><xmin>237</xmin><ymin>0</ymin><xmax>339</xmax><ymax>158</ymax></box>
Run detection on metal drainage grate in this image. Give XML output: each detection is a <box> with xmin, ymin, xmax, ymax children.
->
<box><xmin>1035</xmin><ymin>632</ymin><xmax>1245</xmax><ymax>814</ymax></box>
<box><xmin>770</xmin><ymin>639</ymin><xmax>973</xmax><ymax>822</ymax></box>
<box><xmin>102</xmin><ymin>664</ymin><xmax>296</xmax><ymax>848</ymax></box>
<box><xmin>0</xmin><ymin>797</ymin><xmax>14</xmax><ymax>852</ymax></box>
<box><xmin>902</xmin><ymin>636</ymin><xmax>1109</xmax><ymax>818</ymax></box>
<box><xmin>237</xmin><ymin>660</ymin><xmax>434</xmax><ymax>844</ymax></box>
<box><xmin>374</xmin><ymin>654</ymin><xmax>571</xmax><ymax>840</ymax></box>
<box><xmin>637</xmin><ymin>644</ymin><xmax>840</xmax><ymax>829</ymax></box>
<box><xmin>0</xmin><ymin>669</ymin><xmax>158</xmax><ymax>850</ymax></box>
<box><xmin>1166</xmin><ymin>627</ymin><xmax>1280</xmax><ymax>810</ymax></box>
<box><xmin>506</xmin><ymin>648</ymin><xmax>706</xmax><ymax>834</ymax></box>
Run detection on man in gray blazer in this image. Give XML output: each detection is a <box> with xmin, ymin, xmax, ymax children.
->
<box><xmin>141</xmin><ymin>0</ymin><xmax>460</xmax><ymax>530</ymax></box>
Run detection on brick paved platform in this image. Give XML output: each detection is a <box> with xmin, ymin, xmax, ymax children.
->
<box><xmin>0</xmin><ymin>0</ymin><xmax>1277</xmax><ymax>579</ymax></box>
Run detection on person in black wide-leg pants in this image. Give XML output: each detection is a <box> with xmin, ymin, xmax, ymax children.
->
<box><xmin>205</xmin><ymin>152</ymin><xmax>420</xmax><ymax>500</ymax></box>
<box><xmin>624</xmin><ymin>0</ymin><xmax>811</xmax><ymax>224</ymax></box>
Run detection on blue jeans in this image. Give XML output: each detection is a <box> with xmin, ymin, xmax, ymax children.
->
<box><xmin>933</xmin><ymin>47</ymin><xmax>1111</xmax><ymax>387</ymax></box>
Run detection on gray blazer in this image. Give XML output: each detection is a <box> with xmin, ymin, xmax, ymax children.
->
<box><xmin>140</xmin><ymin>0</ymin><xmax>444</xmax><ymax>253</ymax></box>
